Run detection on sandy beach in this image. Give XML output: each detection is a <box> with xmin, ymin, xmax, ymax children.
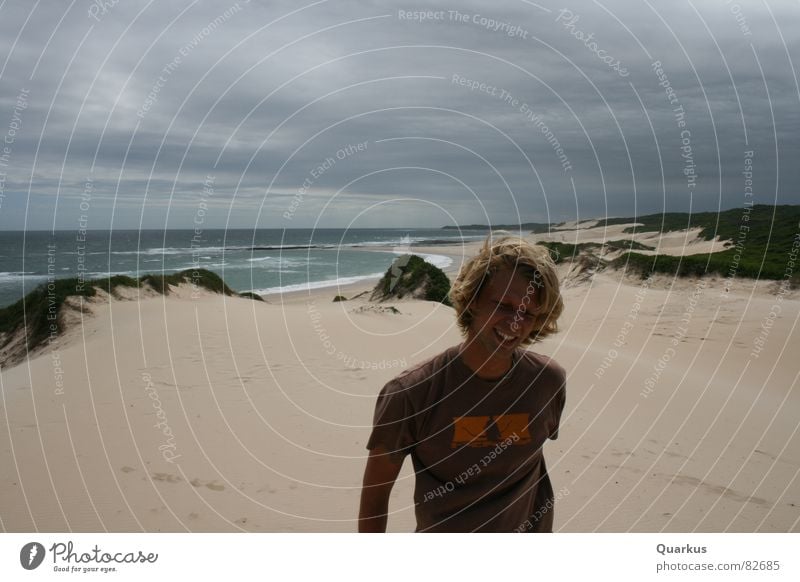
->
<box><xmin>1</xmin><ymin>230</ymin><xmax>798</xmax><ymax>532</ymax></box>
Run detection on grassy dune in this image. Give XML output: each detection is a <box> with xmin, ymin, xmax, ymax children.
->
<box><xmin>532</xmin><ymin>205</ymin><xmax>799</xmax><ymax>282</ymax></box>
<box><xmin>0</xmin><ymin>269</ymin><xmax>248</xmax><ymax>362</ymax></box>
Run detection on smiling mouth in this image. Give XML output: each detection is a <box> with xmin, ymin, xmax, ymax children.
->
<box><xmin>494</xmin><ymin>328</ymin><xmax>518</xmax><ymax>345</ymax></box>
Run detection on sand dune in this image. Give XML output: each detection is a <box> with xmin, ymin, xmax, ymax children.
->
<box><xmin>1</xmin><ymin>252</ymin><xmax>798</xmax><ymax>532</ymax></box>
<box><xmin>533</xmin><ymin>223</ymin><xmax>729</xmax><ymax>256</ymax></box>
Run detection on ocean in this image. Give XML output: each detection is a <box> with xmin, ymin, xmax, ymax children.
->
<box><xmin>0</xmin><ymin>229</ymin><xmax>487</xmax><ymax>308</ymax></box>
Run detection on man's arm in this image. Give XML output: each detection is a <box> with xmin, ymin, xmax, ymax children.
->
<box><xmin>358</xmin><ymin>446</ymin><xmax>405</xmax><ymax>532</ymax></box>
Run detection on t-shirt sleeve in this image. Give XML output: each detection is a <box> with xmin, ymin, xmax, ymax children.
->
<box><xmin>366</xmin><ymin>380</ymin><xmax>417</xmax><ymax>455</ymax></box>
<box><xmin>548</xmin><ymin>369</ymin><xmax>567</xmax><ymax>441</ymax></box>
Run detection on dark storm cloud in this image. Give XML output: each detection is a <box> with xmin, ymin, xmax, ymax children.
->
<box><xmin>0</xmin><ymin>0</ymin><xmax>797</xmax><ymax>229</ymax></box>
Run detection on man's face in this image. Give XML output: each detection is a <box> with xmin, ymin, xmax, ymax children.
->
<box><xmin>466</xmin><ymin>267</ymin><xmax>540</xmax><ymax>359</ymax></box>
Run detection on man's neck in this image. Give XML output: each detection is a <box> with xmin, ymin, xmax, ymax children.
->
<box><xmin>459</xmin><ymin>340</ymin><xmax>514</xmax><ymax>381</ymax></box>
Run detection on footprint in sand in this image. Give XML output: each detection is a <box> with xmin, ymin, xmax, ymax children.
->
<box><xmin>152</xmin><ymin>473</ymin><xmax>182</xmax><ymax>484</ymax></box>
<box><xmin>189</xmin><ymin>478</ymin><xmax>225</xmax><ymax>491</ymax></box>
<box><xmin>665</xmin><ymin>474</ymin><xmax>771</xmax><ymax>506</ymax></box>
<box><xmin>120</xmin><ymin>466</ymin><xmax>136</xmax><ymax>473</ymax></box>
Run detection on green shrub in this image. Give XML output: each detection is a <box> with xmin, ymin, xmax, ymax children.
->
<box><xmin>373</xmin><ymin>255</ymin><xmax>452</xmax><ymax>306</ymax></box>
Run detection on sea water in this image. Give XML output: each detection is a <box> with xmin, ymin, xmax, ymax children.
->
<box><xmin>0</xmin><ymin>228</ymin><xmax>486</xmax><ymax>307</ymax></box>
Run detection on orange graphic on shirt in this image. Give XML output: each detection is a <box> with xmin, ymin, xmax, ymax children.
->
<box><xmin>451</xmin><ymin>413</ymin><xmax>531</xmax><ymax>448</ymax></box>
<box><xmin>494</xmin><ymin>413</ymin><xmax>532</xmax><ymax>445</ymax></box>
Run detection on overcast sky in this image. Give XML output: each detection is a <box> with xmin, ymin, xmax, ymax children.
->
<box><xmin>0</xmin><ymin>0</ymin><xmax>798</xmax><ymax>230</ymax></box>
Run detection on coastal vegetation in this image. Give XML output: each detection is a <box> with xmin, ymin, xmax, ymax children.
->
<box><xmin>538</xmin><ymin>240</ymin><xmax>653</xmax><ymax>265</ymax></box>
<box><xmin>0</xmin><ymin>269</ymin><xmax>256</xmax><ymax>365</ymax></box>
<box><xmin>464</xmin><ymin>205</ymin><xmax>799</xmax><ymax>282</ymax></box>
<box><xmin>603</xmin><ymin>205</ymin><xmax>800</xmax><ymax>281</ymax></box>
<box><xmin>371</xmin><ymin>254</ymin><xmax>452</xmax><ymax>305</ymax></box>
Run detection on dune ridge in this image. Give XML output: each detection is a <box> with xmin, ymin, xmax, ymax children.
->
<box><xmin>1</xmin><ymin>234</ymin><xmax>798</xmax><ymax>532</ymax></box>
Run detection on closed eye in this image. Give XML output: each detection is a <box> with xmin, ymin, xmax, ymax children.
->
<box><xmin>491</xmin><ymin>301</ymin><xmax>516</xmax><ymax>314</ymax></box>
<box><xmin>492</xmin><ymin>300</ymin><xmax>536</xmax><ymax>319</ymax></box>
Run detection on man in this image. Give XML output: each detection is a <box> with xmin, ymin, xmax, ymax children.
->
<box><xmin>359</xmin><ymin>236</ymin><xmax>566</xmax><ymax>532</ymax></box>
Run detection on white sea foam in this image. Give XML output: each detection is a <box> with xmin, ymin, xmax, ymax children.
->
<box><xmin>0</xmin><ymin>271</ymin><xmax>43</xmax><ymax>282</ymax></box>
<box><xmin>251</xmin><ymin>272</ymin><xmax>386</xmax><ymax>296</ymax></box>
<box><xmin>251</xmin><ymin>253</ymin><xmax>452</xmax><ymax>296</ymax></box>
<box><xmin>245</xmin><ymin>256</ymin><xmax>309</xmax><ymax>268</ymax></box>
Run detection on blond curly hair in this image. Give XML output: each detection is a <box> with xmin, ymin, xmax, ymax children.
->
<box><xmin>449</xmin><ymin>235</ymin><xmax>564</xmax><ymax>344</ymax></box>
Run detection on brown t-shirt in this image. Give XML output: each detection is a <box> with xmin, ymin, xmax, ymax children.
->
<box><xmin>366</xmin><ymin>344</ymin><xmax>566</xmax><ymax>532</ymax></box>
